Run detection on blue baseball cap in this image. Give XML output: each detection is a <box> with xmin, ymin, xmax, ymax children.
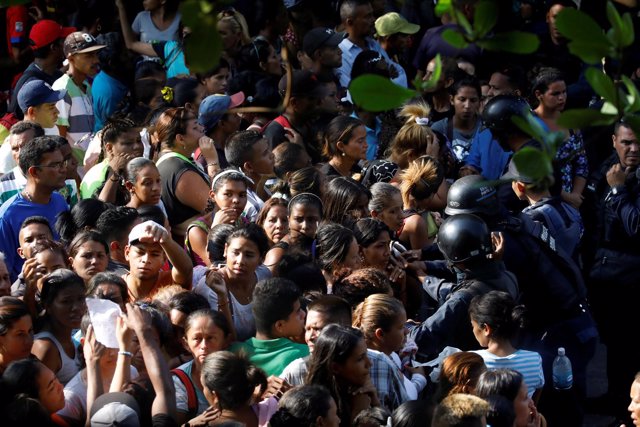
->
<box><xmin>18</xmin><ymin>79</ymin><xmax>66</xmax><ymax>113</ymax></box>
<box><xmin>198</xmin><ymin>92</ymin><xmax>245</xmax><ymax>134</ymax></box>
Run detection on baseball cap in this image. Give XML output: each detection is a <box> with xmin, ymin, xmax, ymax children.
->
<box><xmin>198</xmin><ymin>92</ymin><xmax>245</xmax><ymax>134</ymax></box>
<box><xmin>18</xmin><ymin>79</ymin><xmax>66</xmax><ymax>113</ymax></box>
<box><xmin>63</xmin><ymin>31</ymin><xmax>106</xmax><ymax>57</ymax></box>
<box><xmin>29</xmin><ymin>20</ymin><xmax>76</xmax><ymax>50</ymax></box>
<box><xmin>128</xmin><ymin>220</ymin><xmax>167</xmax><ymax>245</ymax></box>
<box><xmin>278</xmin><ymin>70</ymin><xmax>328</xmax><ymax>98</ymax></box>
<box><xmin>90</xmin><ymin>392</ymin><xmax>141</xmax><ymax>427</ymax></box>
<box><xmin>375</xmin><ymin>12</ymin><xmax>420</xmax><ymax>37</ymax></box>
<box><xmin>303</xmin><ymin>27</ymin><xmax>345</xmax><ymax>57</ymax></box>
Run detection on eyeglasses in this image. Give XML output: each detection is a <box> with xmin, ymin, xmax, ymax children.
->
<box><xmin>34</xmin><ymin>159</ymin><xmax>69</xmax><ymax>169</ymax></box>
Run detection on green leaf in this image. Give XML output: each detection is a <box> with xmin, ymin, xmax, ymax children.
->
<box><xmin>557</xmin><ymin>109</ymin><xmax>618</xmax><ymax>129</ymax></box>
<box><xmin>585</xmin><ymin>67</ymin><xmax>617</xmax><ymax>103</ymax></box>
<box><xmin>565</xmin><ymin>40</ymin><xmax>612</xmax><ymax>64</ymax></box>
<box><xmin>442</xmin><ymin>28</ymin><xmax>469</xmax><ymax>48</ymax></box>
<box><xmin>601</xmin><ymin>101</ymin><xmax>619</xmax><ymax>115</ymax></box>
<box><xmin>476</xmin><ymin>31</ymin><xmax>539</xmax><ymax>54</ymax></box>
<box><xmin>621</xmin><ymin>12</ymin><xmax>635</xmax><ymax>47</ymax></box>
<box><xmin>622</xmin><ymin>114</ymin><xmax>640</xmax><ymax>138</ymax></box>
<box><xmin>180</xmin><ymin>0</ymin><xmax>222</xmax><ymax>73</ymax></box>
<box><xmin>621</xmin><ymin>75</ymin><xmax>640</xmax><ymax>113</ymax></box>
<box><xmin>435</xmin><ymin>0</ymin><xmax>452</xmax><ymax>17</ymax></box>
<box><xmin>415</xmin><ymin>54</ymin><xmax>442</xmax><ymax>92</ymax></box>
<box><xmin>513</xmin><ymin>147</ymin><xmax>553</xmax><ymax>181</ymax></box>
<box><xmin>473</xmin><ymin>0</ymin><xmax>498</xmax><ymax>39</ymax></box>
<box><xmin>606</xmin><ymin>1</ymin><xmax>626</xmax><ymax>47</ymax></box>
<box><xmin>350</xmin><ymin>75</ymin><xmax>417</xmax><ymax>112</ymax></box>
<box><xmin>453</xmin><ymin>8</ymin><xmax>473</xmax><ymax>35</ymax></box>
<box><xmin>555</xmin><ymin>8</ymin><xmax>609</xmax><ymax>47</ymax></box>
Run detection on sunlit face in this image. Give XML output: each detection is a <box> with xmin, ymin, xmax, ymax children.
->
<box><xmin>361</xmin><ymin>230</ymin><xmax>391</xmax><ymax>270</ymax></box>
<box><xmin>340</xmin><ymin>125</ymin><xmax>368</xmax><ymax>162</ymax></box>
<box><xmin>45</xmin><ymin>285</ymin><xmax>86</xmax><ymax>330</ymax></box>
<box><xmin>304</xmin><ymin>310</ymin><xmax>329</xmax><ymax>353</ymax></box>
<box><xmin>34</xmin><ymin>249</ymin><xmax>67</xmax><ymax>275</ymax></box>
<box><xmin>538</xmin><ymin>80</ymin><xmax>566</xmax><ymax>112</ymax></box>
<box><xmin>332</xmin><ymin>338</ymin><xmax>371</xmax><ymax>387</ymax></box>
<box><xmin>0</xmin><ymin>314</ymin><xmax>33</xmax><ymax>365</ymax></box>
<box><xmin>181</xmin><ymin>118</ymin><xmax>205</xmax><ymax>150</ymax></box>
<box><xmin>374</xmin><ymin>193</ymin><xmax>404</xmax><ymax>231</ymax></box>
<box><xmin>288</xmin><ymin>204</ymin><xmax>321</xmax><ymax>241</ymax></box>
<box><xmin>125</xmin><ymin>242</ymin><xmax>166</xmax><ymax>281</ymax></box>
<box><xmin>203</xmin><ymin>67</ymin><xmax>230</xmax><ymax>95</ymax></box>
<box><xmin>471</xmin><ymin>319</ymin><xmax>489</xmax><ymax>348</ymax></box>
<box><xmin>109</xmin><ymin>129</ymin><xmax>144</xmax><ymax>159</ymax></box>
<box><xmin>250</xmin><ymin>138</ymin><xmax>275</xmax><ymax>176</ymax></box>
<box><xmin>224</xmin><ymin>237</ymin><xmax>261</xmax><ymax>280</ymax></box>
<box><xmin>70</xmin><ymin>241</ymin><xmax>108</xmax><ymax>282</ymax></box>
<box><xmin>381</xmin><ymin>310</ymin><xmax>407</xmax><ymax>354</ymax></box>
<box><xmin>31</xmin><ymin>102</ymin><xmax>59</xmax><ymax>129</ymax></box>
<box><xmin>36</xmin><ymin>363</ymin><xmax>65</xmax><ymax>413</ymax></box>
<box><xmin>263</xmin><ymin>205</ymin><xmax>289</xmax><ymax>244</ymax></box>
<box><xmin>9</xmin><ymin>129</ymin><xmax>36</xmax><ymax>165</ymax></box>
<box><xmin>19</xmin><ymin>223</ymin><xmax>53</xmax><ymax>259</ymax></box>
<box><xmin>452</xmin><ymin>86</ymin><xmax>480</xmax><ymax>121</ymax></box>
<box><xmin>212</xmin><ymin>180</ymin><xmax>248</xmax><ymax>217</ymax></box>
<box><xmin>184</xmin><ymin>316</ymin><xmax>228</xmax><ymax>365</ymax></box>
<box><xmin>629</xmin><ymin>380</ymin><xmax>640</xmax><ymax>426</ymax></box>
<box><xmin>613</xmin><ymin>124</ymin><xmax>640</xmax><ymax>168</ymax></box>
<box><xmin>514</xmin><ymin>381</ymin><xmax>534</xmax><ymax>427</ymax></box>
<box><xmin>129</xmin><ymin>164</ymin><xmax>162</xmax><ymax>205</ymax></box>
<box><xmin>34</xmin><ymin>149</ymin><xmax>67</xmax><ymax>189</ymax></box>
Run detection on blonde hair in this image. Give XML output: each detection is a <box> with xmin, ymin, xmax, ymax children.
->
<box><xmin>352</xmin><ymin>293</ymin><xmax>405</xmax><ymax>344</ymax></box>
<box><xmin>399</xmin><ymin>156</ymin><xmax>444</xmax><ymax>208</ymax></box>
<box><xmin>217</xmin><ymin>10</ymin><xmax>251</xmax><ymax>46</ymax></box>
<box><xmin>389</xmin><ymin>103</ymin><xmax>437</xmax><ymax>169</ymax></box>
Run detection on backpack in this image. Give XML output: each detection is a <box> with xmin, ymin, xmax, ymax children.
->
<box><xmin>171</xmin><ymin>368</ymin><xmax>198</xmax><ymax>419</ymax></box>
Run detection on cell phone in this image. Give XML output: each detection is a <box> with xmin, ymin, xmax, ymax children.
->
<box><xmin>390</xmin><ymin>241</ymin><xmax>408</xmax><ymax>258</ymax></box>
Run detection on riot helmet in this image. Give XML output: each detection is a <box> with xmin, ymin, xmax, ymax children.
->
<box><xmin>445</xmin><ymin>175</ymin><xmax>500</xmax><ymax>218</ymax></box>
<box><xmin>437</xmin><ymin>213</ymin><xmax>493</xmax><ymax>264</ymax></box>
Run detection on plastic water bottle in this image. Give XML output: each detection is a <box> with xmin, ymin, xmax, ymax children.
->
<box><xmin>552</xmin><ymin>347</ymin><xmax>573</xmax><ymax>390</ymax></box>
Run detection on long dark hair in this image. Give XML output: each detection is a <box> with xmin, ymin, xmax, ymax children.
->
<box><xmin>305</xmin><ymin>325</ymin><xmax>364</xmax><ymax>425</ymax></box>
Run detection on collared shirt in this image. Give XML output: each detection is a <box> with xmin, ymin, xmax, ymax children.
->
<box><xmin>52</xmin><ymin>74</ymin><xmax>95</xmax><ymax>149</ymax></box>
<box><xmin>367</xmin><ymin>348</ymin><xmax>411</xmax><ymax>411</ymax></box>
<box><xmin>336</xmin><ymin>36</ymin><xmax>407</xmax><ymax>90</ymax></box>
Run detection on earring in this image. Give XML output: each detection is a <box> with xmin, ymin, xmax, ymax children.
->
<box><xmin>341</xmin><ymin>151</ymin><xmax>346</xmax><ymax>157</ymax></box>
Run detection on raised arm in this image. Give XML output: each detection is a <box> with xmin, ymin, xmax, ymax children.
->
<box><xmin>115</xmin><ymin>0</ymin><xmax>157</xmax><ymax>57</ymax></box>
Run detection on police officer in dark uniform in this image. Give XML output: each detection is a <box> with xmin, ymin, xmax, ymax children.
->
<box><xmin>409</xmin><ymin>213</ymin><xmax>518</xmax><ymax>359</ymax></box>
<box><xmin>446</xmin><ymin>175</ymin><xmax>597</xmax><ymax>426</ymax></box>
<box><xmin>582</xmin><ymin>120</ymin><xmax>640</xmax><ymax>420</ymax></box>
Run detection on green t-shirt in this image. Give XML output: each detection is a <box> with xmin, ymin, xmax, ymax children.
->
<box><xmin>80</xmin><ymin>159</ymin><xmax>109</xmax><ymax>199</ymax></box>
<box><xmin>231</xmin><ymin>337</ymin><xmax>309</xmax><ymax>377</ymax></box>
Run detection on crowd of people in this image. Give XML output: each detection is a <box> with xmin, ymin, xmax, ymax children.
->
<box><xmin>0</xmin><ymin>0</ymin><xmax>639</xmax><ymax>426</ymax></box>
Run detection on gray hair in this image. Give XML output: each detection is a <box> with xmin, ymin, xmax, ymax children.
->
<box><xmin>368</xmin><ymin>182</ymin><xmax>401</xmax><ymax>213</ymax></box>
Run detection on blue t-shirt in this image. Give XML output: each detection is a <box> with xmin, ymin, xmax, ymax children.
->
<box><xmin>92</xmin><ymin>71</ymin><xmax>129</xmax><ymax>132</ymax></box>
<box><xmin>0</xmin><ymin>192</ymin><xmax>68</xmax><ymax>281</ymax></box>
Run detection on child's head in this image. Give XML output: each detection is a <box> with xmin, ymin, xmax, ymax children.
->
<box><xmin>86</xmin><ymin>272</ymin><xmax>128</xmax><ymax>311</ymax></box>
<box><xmin>201</xmin><ymin>351</ymin><xmax>268</xmax><ymax>410</ymax></box>
<box><xmin>306</xmin><ymin>324</ymin><xmax>370</xmax><ymax>399</ymax></box>
<box><xmin>67</xmin><ymin>230</ymin><xmax>109</xmax><ymax>284</ymax></box>
<box><xmin>353</xmin><ymin>218</ymin><xmax>392</xmax><ymax>270</ymax></box>
<box><xmin>40</xmin><ymin>269</ymin><xmax>86</xmax><ymax>330</ymax></box>
<box><xmin>31</xmin><ymin>239</ymin><xmax>69</xmax><ymax>275</ymax></box>
<box><xmin>225</xmin><ymin>130</ymin><xmax>275</xmax><ymax>177</ymax></box>
<box><xmin>323</xmin><ymin>177</ymin><xmax>370</xmax><ymax>225</ymax></box>
<box><xmin>269</xmin><ymin>385</ymin><xmax>340</xmax><ymax>427</ymax></box>
<box><xmin>252</xmin><ymin>278</ymin><xmax>305</xmax><ymax>339</ymax></box>
<box><xmin>224</xmin><ymin>224</ymin><xmax>269</xmax><ymax>280</ymax></box>
<box><xmin>125</xmin><ymin>157</ymin><xmax>162</xmax><ymax>206</ymax></box>
<box><xmin>353</xmin><ymin>293</ymin><xmax>406</xmax><ymax>354</ymax></box>
<box><xmin>333</xmin><ymin>268</ymin><xmax>393</xmax><ymax>309</ymax></box>
<box><xmin>183</xmin><ymin>309</ymin><xmax>232</xmax><ymax>364</ymax></box>
<box><xmin>287</xmin><ymin>193</ymin><xmax>323</xmax><ymax>241</ymax></box>
<box><xmin>256</xmin><ymin>197</ymin><xmax>289</xmax><ymax>245</ymax></box>
<box><xmin>369</xmin><ymin>182</ymin><xmax>404</xmax><ymax>232</ymax></box>
<box><xmin>315</xmin><ymin>223</ymin><xmax>361</xmax><ymax>276</ymax></box>
<box><xmin>437</xmin><ymin>352</ymin><xmax>487</xmax><ymax>401</ymax></box>
<box><xmin>468</xmin><ymin>291</ymin><xmax>526</xmax><ymax>348</ymax></box>
<box><xmin>18</xmin><ymin>216</ymin><xmax>53</xmax><ymax>259</ymax></box>
<box><xmin>210</xmin><ymin>169</ymin><xmax>250</xmax><ymax>214</ymax></box>
<box><xmin>305</xmin><ymin>295</ymin><xmax>352</xmax><ymax>353</ymax></box>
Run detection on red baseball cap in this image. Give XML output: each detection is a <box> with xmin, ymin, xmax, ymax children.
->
<box><xmin>29</xmin><ymin>20</ymin><xmax>76</xmax><ymax>50</ymax></box>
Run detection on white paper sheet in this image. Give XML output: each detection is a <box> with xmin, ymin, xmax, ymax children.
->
<box><xmin>86</xmin><ymin>298</ymin><xmax>122</xmax><ymax>349</ymax></box>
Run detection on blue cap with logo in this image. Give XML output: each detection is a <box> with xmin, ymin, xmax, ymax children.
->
<box><xmin>198</xmin><ymin>92</ymin><xmax>245</xmax><ymax>134</ymax></box>
<box><xmin>17</xmin><ymin>79</ymin><xmax>66</xmax><ymax>113</ymax></box>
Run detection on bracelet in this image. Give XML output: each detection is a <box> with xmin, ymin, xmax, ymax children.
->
<box><xmin>118</xmin><ymin>351</ymin><xmax>133</xmax><ymax>357</ymax></box>
<box><xmin>110</xmin><ymin>173</ymin><xmax>121</xmax><ymax>182</ymax></box>
<box><xmin>207</xmin><ymin>162</ymin><xmax>219</xmax><ymax>167</ymax></box>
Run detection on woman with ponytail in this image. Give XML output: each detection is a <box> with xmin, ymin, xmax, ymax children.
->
<box><xmin>397</xmin><ymin>156</ymin><xmax>448</xmax><ymax>250</ymax></box>
<box><xmin>469</xmin><ymin>291</ymin><xmax>544</xmax><ymax>399</ymax></box>
<box><xmin>200</xmin><ymin>351</ymin><xmax>276</xmax><ymax>426</ymax></box>
<box><xmin>388</xmin><ymin>103</ymin><xmax>441</xmax><ymax>170</ymax></box>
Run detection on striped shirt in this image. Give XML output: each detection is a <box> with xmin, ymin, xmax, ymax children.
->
<box><xmin>0</xmin><ymin>166</ymin><xmax>78</xmax><ymax>207</ymax></box>
<box><xmin>52</xmin><ymin>74</ymin><xmax>95</xmax><ymax>150</ymax></box>
<box><xmin>473</xmin><ymin>349</ymin><xmax>545</xmax><ymax>397</ymax></box>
